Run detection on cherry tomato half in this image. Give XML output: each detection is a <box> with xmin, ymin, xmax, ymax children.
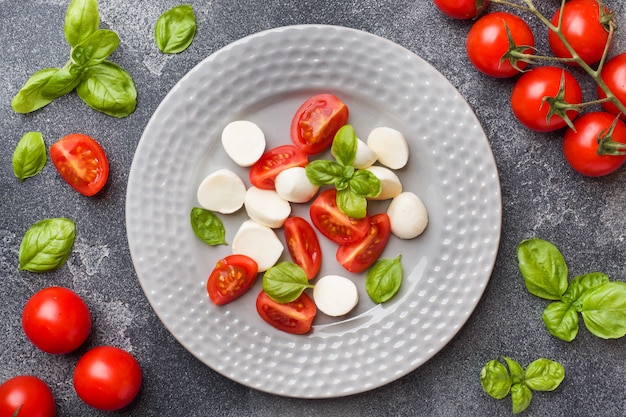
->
<box><xmin>207</xmin><ymin>254</ymin><xmax>259</xmax><ymax>305</ymax></box>
<box><xmin>511</xmin><ymin>66</ymin><xmax>583</xmax><ymax>132</ymax></box>
<box><xmin>309</xmin><ymin>189</ymin><xmax>370</xmax><ymax>245</ymax></box>
<box><xmin>73</xmin><ymin>346</ymin><xmax>142</xmax><ymax>411</ymax></box>
<box><xmin>284</xmin><ymin>216</ymin><xmax>322</xmax><ymax>279</ymax></box>
<box><xmin>290</xmin><ymin>93</ymin><xmax>349</xmax><ymax>155</ymax></box>
<box><xmin>548</xmin><ymin>0</ymin><xmax>611</xmax><ymax>66</ymax></box>
<box><xmin>256</xmin><ymin>290</ymin><xmax>316</xmax><ymax>335</ymax></box>
<box><xmin>433</xmin><ymin>0</ymin><xmax>490</xmax><ymax>20</ymax></box>
<box><xmin>336</xmin><ymin>213</ymin><xmax>391</xmax><ymax>273</ymax></box>
<box><xmin>22</xmin><ymin>286</ymin><xmax>91</xmax><ymax>354</ymax></box>
<box><xmin>563</xmin><ymin>112</ymin><xmax>626</xmax><ymax>177</ymax></box>
<box><xmin>0</xmin><ymin>375</ymin><xmax>56</xmax><ymax>417</ymax></box>
<box><xmin>249</xmin><ymin>145</ymin><xmax>308</xmax><ymax>190</ymax></box>
<box><xmin>50</xmin><ymin>133</ymin><xmax>109</xmax><ymax>196</ymax></box>
<box><xmin>598</xmin><ymin>53</ymin><xmax>626</xmax><ymax>119</ymax></box>
<box><xmin>466</xmin><ymin>12</ymin><xmax>535</xmax><ymax>78</ymax></box>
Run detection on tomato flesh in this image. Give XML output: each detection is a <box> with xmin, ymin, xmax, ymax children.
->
<box><xmin>434</xmin><ymin>0</ymin><xmax>490</xmax><ymax>20</ymax></box>
<box><xmin>249</xmin><ymin>145</ymin><xmax>308</xmax><ymax>189</ymax></box>
<box><xmin>290</xmin><ymin>93</ymin><xmax>349</xmax><ymax>155</ymax></box>
<box><xmin>256</xmin><ymin>290</ymin><xmax>316</xmax><ymax>334</ymax></box>
<box><xmin>598</xmin><ymin>53</ymin><xmax>626</xmax><ymax>119</ymax></box>
<box><xmin>309</xmin><ymin>189</ymin><xmax>370</xmax><ymax>245</ymax></box>
<box><xmin>0</xmin><ymin>375</ymin><xmax>56</xmax><ymax>417</ymax></box>
<box><xmin>50</xmin><ymin>133</ymin><xmax>109</xmax><ymax>196</ymax></box>
<box><xmin>337</xmin><ymin>213</ymin><xmax>391</xmax><ymax>273</ymax></box>
<box><xmin>207</xmin><ymin>254</ymin><xmax>259</xmax><ymax>305</ymax></box>
<box><xmin>284</xmin><ymin>217</ymin><xmax>322</xmax><ymax>279</ymax></box>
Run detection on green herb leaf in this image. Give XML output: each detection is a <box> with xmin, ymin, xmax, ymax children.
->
<box><xmin>542</xmin><ymin>301</ymin><xmax>579</xmax><ymax>342</ymax></box>
<box><xmin>336</xmin><ymin>188</ymin><xmax>367</xmax><ymax>219</ymax></box>
<box><xmin>562</xmin><ymin>272</ymin><xmax>610</xmax><ymax>308</ymax></box>
<box><xmin>41</xmin><ymin>62</ymin><xmax>83</xmax><ymax>100</ymax></box>
<box><xmin>154</xmin><ymin>5</ymin><xmax>197</xmax><ymax>54</ymax></box>
<box><xmin>305</xmin><ymin>159</ymin><xmax>344</xmax><ymax>186</ymax></box>
<box><xmin>331</xmin><ymin>124</ymin><xmax>357</xmax><ymax>166</ymax></box>
<box><xmin>517</xmin><ymin>238</ymin><xmax>568</xmax><ymax>300</ymax></box>
<box><xmin>581</xmin><ymin>281</ymin><xmax>626</xmax><ymax>339</ymax></box>
<box><xmin>349</xmin><ymin>169</ymin><xmax>381</xmax><ymax>198</ymax></box>
<box><xmin>366</xmin><ymin>255</ymin><xmax>402</xmax><ymax>303</ymax></box>
<box><xmin>524</xmin><ymin>358</ymin><xmax>565</xmax><ymax>392</ymax></box>
<box><xmin>510</xmin><ymin>383</ymin><xmax>533</xmax><ymax>415</ymax></box>
<box><xmin>190</xmin><ymin>207</ymin><xmax>227</xmax><ymax>246</ymax></box>
<box><xmin>480</xmin><ymin>359</ymin><xmax>512</xmax><ymax>400</ymax></box>
<box><xmin>71</xmin><ymin>29</ymin><xmax>120</xmax><ymax>67</ymax></box>
<box><xmin>262</xmin><ymin>262</ymin><xmax>314</xmax><ymax>303</ymax></box>
<box><xmin>11</xmin><ymin>68</ymin><xmax>58</xmax><ymax>113</ymax></box>
<box><xmin>76</xmin><ymin>61</ymin><xmax>137</xmax><ymax>117</ymax></box>
<box><xmin>12</xmin><ymin>132</ymin><xmax>47</xmax><ymax>182</ymax></box>
<box><xmin>64</xmin><ymin>0</ymin><xmax>100</xmax><ymax>48</ymax></box>
<box><xmin>503</xmin><ymin>357</ymin><xmax>525</xmax><ymax>383</ymax></box>
<box><xmin>19</xmin><ymin>218</ymin><xmax>76</xmax><ymax>272</ymax></box>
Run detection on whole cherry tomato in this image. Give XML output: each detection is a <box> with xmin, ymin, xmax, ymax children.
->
<box><xmin>0</xmin><ymin>375</ymin><xmax>55</xmax><ymax>417</ymax></box>
<box><xmin>466</xmin><ymin>12</ymin><xmax>535</xmax><ymax>78</ymax></box>
<box><xmin>433</xmin><ymin>0</ymin><xmax>489</xmax><ymax>20</ymax></box>
<box><xmin>598</xmin><ymin>53</ymin><xmax>626</xmax><ymax>119</ymax></box>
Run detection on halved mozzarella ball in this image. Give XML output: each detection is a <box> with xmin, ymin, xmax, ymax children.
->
<box><xmin>367</xmin><ymin>127</ymin><xmax>409</xmax><ymax>169</ymax></box>
<box><xmin>197</xmin><ymin>168</ymin><xmax>246</xmax><ymax>214</ymax></box>
<box><xmin>244</xmin><ymin>186</ymin><xmax>291</xmax><ymax>228</ymax></box>
<box><xmin>232</xmin><ymin>220</ymin><xmax>284</xmax><ymax>272</ymax></box>
<box><xmin>352</xmin><ymin>138</ymin><xmax>378</xmax><ymax>169</ymax></box>
<box><xmin>313</xmin><ymin>275</ymin><xmax>359</xmax><ymax>317</ymax></box>
<box><xmin>274</xmin><ymin>166</ymin><xmax>319</xmax><ymax>203</ymax></box>
<box><xmin>221</xmin><ymin>120</ymin><xmax>266</xmax><ymax>167</ymax></box>
<box><xmin>365</xmin><ymin>166</ymin><xmax>402</xmax><ymax>200</ymax></box>
<box><xmin>386</xmin><ymin>192</ymin><xmax>428</xmax><ymax>239</ymax></box>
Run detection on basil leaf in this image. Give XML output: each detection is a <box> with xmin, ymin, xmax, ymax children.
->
<box><xmin>562</xmin><ymin>272</ymin><xmax>609</xmax><ymax>309</ymax></box>
<box><xmin>331</xmin><ymin>124</ymin><xmax>357</xmax><ymax>167</ymax></box>
<box><xmin>41</xmin><ymin>62</ymin><xmax>83</xmax><ymax>100</ymax></box>
<box><xmin>510</xmin><ymin>383</ymin><xmax>533</xmax><ymax>415</ymax></box>
<box><xmin>190</xmin><ymin>207</ymin><xmax>227</xmax><ymax>246</ymax></box>
<box><xmin>19</xmin><ymin>218</ymin><xmax>76</xmax><ymax>272</ymax></box>
<box><xmin>12</xmin><ymin>132</ymin><xmax>47</xmax><ymax>182</ymax></box>
<box><xmin>524</xmin><ymin>358</ymin><xmax>565</xmax><ymax>392</ymax></box>
<box><xmin>71</xmin><ymin>29</ymin><xmax>120</xmax><ymax>67</ymax></box>
<box><xmin>542</xmin><ymin>301</ymin><xmax>579</xmax><ymax>342</ymax></box>
<box><xmin>305</xmin><ymin>160</ymin><xmax>344</xmax><ymax>186</ymax></box>
<box><xmin>64</xmin><ymin>0</ymin><xmax>100</xmax><ymax>47</ymax></box>
<box><xmin>480</xmin><ymin>359</ymin><xmax>512</xmax><ymax>400</ymax></box>
<box><xmin>76</xmin><ymin>61</ymin><xmax>137</xmax><ymax>117</ymax></box>
<box><xmin>366</xmin><ymin>255</ymin><xmax>402</xmax><ymax>303</ymax></box>
<box><xmin>517</xmin><ymin>238</ymin><xmax>568</xmax><ymax>300</ymax></box>
<box><xmin>11</xmin><ymin>68</ymin><xmax>58</xmax><ymax>113</ymax></box>
<box><xmin>262</xmin><ymin>262</ymin><xmax>313</xmax><ymax>303</ymax></box>
<box><xmin>336</xmin><ymin>188</ymin><xmax>367</xmax><ymax>219</ymax></box>
<box><xmin>503</xmin><ymin>357</ymin><xmax>525</xmax><ymax>383</ymax></box>
<box><xmin>349</xmin><ymin>169</ymin><xmax>381</xmax><ymax>198</ymax></box>
<box><xmin>581</xmin><ymin>281</ymin><xmax>626</xmax><ymax>339</ymax></box>
<box><xmin>154</xmin><ymin>5</ymin><xmax>197</xmax><ymax>54</ymax></box>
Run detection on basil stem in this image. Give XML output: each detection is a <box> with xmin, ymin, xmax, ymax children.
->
<box><xmin>262</xmin><ymin>262</ymin><xmax>314</xmax><ymax>303</ymax></box>
<box><xmin>19</xmin><ymin>218</ymin><xmax>76</xmax><ymax>272</ymax></box>
<box><xmin>190</xmin><ymin>207</ymin><xmax>227</xmax><ymax>246</ymax></box>
<box><xmin>154</xmin><ymin>5</ymin><xmax>197</xmax><ymax>54</ymax></box>
<box><xmin>12</xmin><ymin>132</ymin><xmax>47</xmax><ymax>182</ymax></box>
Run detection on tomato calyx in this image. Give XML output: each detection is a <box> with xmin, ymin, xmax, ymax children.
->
<box><xmin>542</xmin><ymin>71</ymin><xmax>581</xmax><ymax>131</ymax></box>
<box><xmin>475</xmin><ymin>0</ymin><xmax>489</xmax><ymax>19</ymax></box>
<box><xmin>596</xmin><ymin>114</ymin><xmax>626</xmax><ymax>156</ymax></box>
<box><xmin>501</xmin><ymin>22</ymin><xmax>536</xmax><ymax>73</ymax></box>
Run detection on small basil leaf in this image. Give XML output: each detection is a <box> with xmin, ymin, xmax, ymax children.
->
<box><xmin>19</xmin><ymin>218</ymin><xmax>76</xmax><ymax>272</ymax></box>
<box><xmin>503</xmin><ymin>357</ymin><xmax>525</xmax><ymax>383</ymax></box>
<box><xmin>71</xmin><ymin>29</ymin><xmax>120</xmax><ymax>67</ymax></box>
<box><xmin>562</xmin><ymin>272</ymin><xmax>609</xmax><ymax>308</ymax></box>
<box><xmin>510</xmin><ymin>383</ymin><xmax>533</xmax><ymax>415</ymax></box>
<box><xmin>64</xmin><ymin>0</ymin><xmax>100</xmax><ymax>48</ymax></box>
<box><xmin>480</xmin><ymin>359</ymin><xmax>512</xmax><ymax>400</ymax></box>
<box><xmin>76</xmin><ymin>61</ymin><xmax>137</xmax><ymax>117</ymax></box>
<box><xmin>349</xmin><ymin>169</ymin><xmax>381</xmax><ymax>198</ymax></box>
<box><xmin>154</xmin><ymin>5</ymin><xmax>197</xmax><ymax>54</ymax></box>
<box><xmin>581</xmin><ymin>281</ymin><xmax>626</xmax><ymax>339</ymax></box>
<box><xmin>11</xmin><ymin>68</ymin><xmax>58</xmax><ymax>113</ymax></box>
<box><xmin>542</xmin><ymin>301</ymin><xmax>579</xmax><ymax>342</ymax></box>
<box><xmin>262</xmin><ymin>262</ymin><xmax>313</xmax><ymax>303</ymax></box>
<box><xmin>524</xmin><ymin>358</ymin><xmax>565</xmax><ymax>392</ymax></box>
<box><xmin>366</xmin><ymin>255</ymin><xmax>402</xmax><ymax>303</ymax></box>
<box><xmin>331</xmin><ymin>124</ymin><xmax>357</xmax><ymax>166</ymax></box>
<box><xmin>190</xmin><ymin>207</ymin><xmax>227</xmax><ymax>246</ymax></box>
<box><xmin>41</xmin><ymin>62</ymin><xmax>83</xmax><ymax>100</ymax></box>
<box><xmin>517</xmin><ymin>238</ymin><xmax>568</xmax><ymax>301</ymax></box>
<box><xmin>336</xmin><ymin>188</ymin><xmax>367</xmax><ymax>219</ymax></box>
<box><xmin>305</xmin><ymin>160</ymin><xmax>344</xmax><ymax>185</ymax></box>
<box><xmin>12</xmin><ymin>132</ymin><xmax>47</xmax><ymax>182</ymax></box>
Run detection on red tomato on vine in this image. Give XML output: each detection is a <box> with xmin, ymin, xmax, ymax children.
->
<box><xmin>598</xmin><ymin>53</ymin><xmax>626</xmax><ymax>119</ymax></box>
<box><xmin>433</xmin><ymin>0</ymin><xmax>489</xmax><ymax>20</ymax></box>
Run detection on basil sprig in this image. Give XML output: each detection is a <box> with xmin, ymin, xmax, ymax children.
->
<box><xmin>19</xmin><ymin>218</ymin><xmax>76</xmax><ymax>272</ymax></box>
<box><xmin>262</xmin><ymin>262</ymin><xmax>314</xmax><ymax>303</ymax></box>
<box><xmin>518</xmin><ymin>238</ymin><xmax>626</xmax><ymax>341</ymax></box>
<box><xmin>190</xmin><ymin>207</ymin><xmax>227</xmax><ymax>246</ymax></box>
<box><xmin>481</xmin><ymin>357</ymin><xmax>565</xmax><ymax>414</ymax></box>
<box><xmin>12</xmin><ymin>132</ymin><xmax>47</xmax><ymax>182</ymax></box>
<box><xmin>306</xmin><ymin>125</ymin><xmax>380</xmax><ymax>219</ymax></box>
<box><xmin>366</xmin><ymin>255</ymin><xmax>403</xmax><ymax>303</ymax></box>
<box><xmin>12</xmin><ymin>0</ymin><xmax>136</xmax><ymax>118</ymax></box>
<box><xmin>155</xmin><ymin>5</ymin><xmax>197</xmax><ymax>54</ymax></box>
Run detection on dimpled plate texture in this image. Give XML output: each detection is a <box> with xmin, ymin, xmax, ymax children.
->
<box><xmin>126</xmin><ymin>25</ymin><xmax>502</xmax><ymax>398</ymax></box>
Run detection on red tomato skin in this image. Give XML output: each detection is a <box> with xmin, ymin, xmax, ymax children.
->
<box><xmin>598</xmin><ymin>53</ymin><xmax>626</xmax><ymax>119</ymax></box>
<box><xmin>336</xmin><ymin>213</ymin><xmax>391</xmax><ymax>273</ymax></box>
<box><xmin>22</xmin><ymin>286</ymin><xmax>92</xmax><ymax>355</ymax></box>
<box><xmin>309</xmin><ymin>189</ymin><xmax>370</xmax><ymax>245</ymax></box>
<box><xmin>290</xmin><ymin>93</ymin><xmax>349</xmax><ymax>155</ymax></box>
<box><xmin>49</xmin><ymin>133</ymin><xmax>109</xmax><ymax>196</ymax></box>
<box><xmin>73</xmin><ymin>346</ymin><xmax>142</xmax><ymax>411</ymax></box>
<box><xmin>563</xmin><ymin>112</ymin><xmax>626</xmax><ymax>177</ymax></box>
<box><xmin>249</xmin><ymin>145</ymin><xmax>308</xmax><ymax>189</ymax></box>
<box><xmin>466</xmin><ymin>12</ymin><xmax>535</xmax><ymax>78</ymax></box>
<box><xmin>548</xmin><ymin>0</ymin><xmax>610</xmax><ymax>66</ymax></box>
<box><xmin>207</xmin><ymin>254</ymin><xmax>259</xmax><ymax>305</ymax></box>
<box><xmin>283</xmin><ymin>217</ymin><xmax>322</xmax><ymax>279</ymax></box>
<box><xmin>511</xmin><ymin>66</ymin><xmax>583</xmax><ymax>132</ymax></box>
<box><xmin>434</xmin><ymin>0</ymin><xmax>490</xmax><ymax>20</ymax></box>
<box><xmin>0</xmin><ymin>375</ymin><xmax>56</xmax><ymax>417</ymax></box>
<box><xmin>256</xmin><ymin>290</ymin><xmax>316</xmax><ymax>335</ymax></box>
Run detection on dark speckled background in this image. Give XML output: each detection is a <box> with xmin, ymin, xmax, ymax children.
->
<box><xmin>2</xmin><ymin>1</ymin><xmax>626</xmax><ymax>416</ymax></box>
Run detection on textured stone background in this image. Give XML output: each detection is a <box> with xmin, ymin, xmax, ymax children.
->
<box><xmin>1</xmin><ymin>1</ymin><xmax>626</xmax><ymax>416</ymax></box>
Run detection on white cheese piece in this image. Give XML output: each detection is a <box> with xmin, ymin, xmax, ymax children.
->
<box><xmin>366</xmin><ymin>127</ymin><xmax>409</xmax><ymax>169</ymax></box>
<box><xmin>221</xmin><ymin>120</ymin><xmax>266</xmax><ymax>167</ymax></box>
<box><xmin>244</xmin><ymin>186</ymin><xmax>291</xmax><ymax>228</ymax></box>
<box><xmin>313</xmin><ymin>275</ymin><xmax>359</xmax><ymax>317</ymax></box>
<box><xmin>365</xmin><ymin>165</ymin><xmax>402</xmax><ymax>200</ymax></box>
<box><xmin>274</xmin><ymin>166</ymin><xmax>319</xmax><ymax>203</ymax></box>
<box><xmin>232</xmin><ymin>220</ymin><xmax>284</xmax><ymax>272</ymax></box>
<box><xmin>352</xmin><ymin>138</ymin><xmax>378</xmax><ymax>169</ymax></box>
<box><xmin>196</xmin><ymin>168</ymin><xmax>246</xmax><ymax>214</ymax></box>
<box><xmin>386</xmin><ymin>191</ymin><xmax>428</xmax><ymax>239</ymax></box>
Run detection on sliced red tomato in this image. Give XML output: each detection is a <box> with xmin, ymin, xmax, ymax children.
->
<box><xmin>249</xmin><ymin>145</ymin><xmax>308</xmax><ymax>189</ymax></box>
<box><xmin>256</xmin><ymin>290</ymin><xmax>316</xmax><ymax>334</ymax></box>
<box><xmin>309</xmin><ymin>189</ymin><xmax>370</xmax><ymax>245</ymax></box>
<box><xmin>50</xmin><ymin>133</ymin><xmax>109</xmax><ymax>196</ymax></box>
<box><xmin>283</xmin><ymin>217</ymin><xmax>322</xmax><ymax>279</ymax></box>
<box><xmin>290</xmin><ymin>93</ymin><xmax>349</xmax><ymax>155</ymax></box>
<box><xmin>336</xmin><ymin>213</ymin><xmax>391</xmax><ymax>273</ymax></box>
<box><xmin>207</xmin><ymin>254</ymin><xmax>259</xmax><ymax>305</ymax></box>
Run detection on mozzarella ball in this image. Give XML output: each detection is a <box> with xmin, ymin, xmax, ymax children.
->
<box><xmin>386</xmin><ymin>192</ymin><xmax>428</xmax><ymax>239</ymax></box>
<box><xmin>221</xmin><ymin>120</ymin><xmax>266</xmax><ymax>167</ymax></box>
<box><xmin>313</xmin><ymin>275</ymin><xmax>359</xmax><ymax>317</ymax></box>
<box><xmin>352</xmin><ymin>138</ymin><xmax>378</xmax><ymax>169</ymax></box>
<box><xmin>365</xmin><ymin>165</ymin><xmax>402</xmax><ymax>200</ymax></box>
<box><xmin>232</xmin><ymin>220</ymin><xmax>284</xmax><ymax>272</ymax></box>
<box><xmin>367</xmin><ymin>127</ymin><xmax>409</xmax><ymax>169</ymax></box>
<box><xmin>244</xmin><ymin>186</ymin><xmax>291</xmax><ymax>228</ymax></box>
<box><xmin>196</xmin><ymin>168</ymin><xmax>246</xmax><ymax>214</ymax></box>
<box><xmin>274</xmin><ymin>166</ymin><xmax>319</xmax><ymax>203</ymax></box>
